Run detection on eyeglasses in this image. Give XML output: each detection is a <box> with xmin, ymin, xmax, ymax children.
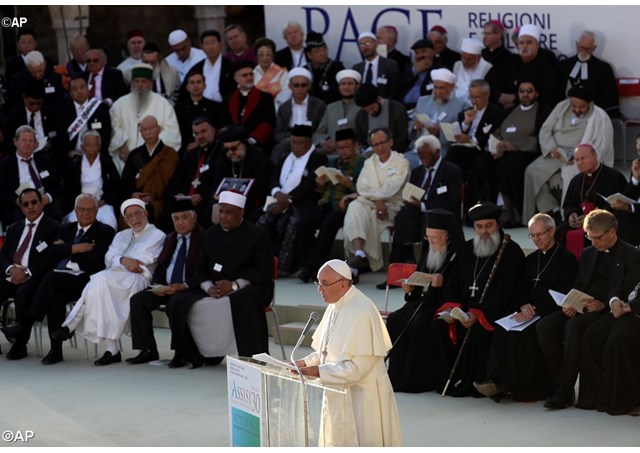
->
<box><xmin>585</xmin><ymin>230</ymin><xmax>609</xmax><ymax>242</ymax></box>
<box><xmin>224</xmin><ymin>144</ymin><xmax>241</xmax><ymax>152</ymax></box>
<box><xmin>519</xmin><ymin>88</ymin><xmax>535</xmax><ymax>94</ymax></box>
<box><xmin>21</xmin><ymin>199</ymin><xmax>39</xmax><ymax>207</ymax></box>
<box><xmin>370</xmin><ymin>139</ymin><xmax>389</xmax><ymax>148</ymax></box>
<box><xmin>528</xmin><ymin>227</ymin><xmax>551</xmax><ymax>239</ymax></box>
<box><xmin>291</xmin><ymin>83</ymin><xmax>309</xmax><ymax>88</ymax></box>
<box><xmin>359</xmin><ymin>41</ymin><xmax>375</xmax><ymax>47</ymax></box>
<box><xmin>314</xmin><ymin>279</ymin><xmax>345</xmax><ymax>289</ymax></box>
<box><xmin>86</xmin><ymin>58</ymin><xmax>100</xmax><ymax>63</ymax></box>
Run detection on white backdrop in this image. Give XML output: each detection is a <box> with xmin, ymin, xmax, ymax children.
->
<box><xmin>264</xmin><ymin>5</ymin><xmax>640</xmax><ymax>77</ymax></box>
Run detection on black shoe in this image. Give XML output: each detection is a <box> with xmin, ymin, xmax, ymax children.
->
<box><xmin>189</xmin><ymin>355</ymin><xmax>205</xmax><ymax>369</ymax></box>
<box><xmin>51</xmin><ymin>326</ymin><xmax>74</xmax><ymax>341</ymax></box>
<box><xmin>6</xmin><ymin>342</ymin><xmax>28</xmax><ymax>360</ymax></box>
<box><xmin>473</xmin><ymin>380</ymin><xmax>508</xmax><ymax>401</ymax></box>
<box><xmin>126</xmin><ymin>349</ymin><xmax>159</xmax><ymax>364</ymax></box>
<box><xmin>544</xmin><ymin>385</ymin><xmax>575</xmax><ymax>409</ymax></box>
<box><xmin>204</xmin><ymin>356</ymin><xmax>224</xmax><ymax>366</ymax></box>
<box><xmin>168</xmin><ymin>351</ymin><xmax>188</xmax><ymax>368</ymax></box>
<box><xmin>348</xmin><ymin>254</ymin><xmax>369</xmax><ymax>269</ymax></box>
<box><xmin>41</xmin><ymin>350</ymin><xmax>63</xmax><ymax>365</ymax></box>
<box><xmin>376</xmin><ymin>281</ymin><xmax>388</xmax><ymax>290</ymax></box>
<box><xmin>94</xmin><ymin>351</ymin><xmax>122</xmax><ymax>366</ymax></box>
<box><xmin>1</xmin><ymin>322</ymin><xmax>24</xmax><ymax>341</ymax></box>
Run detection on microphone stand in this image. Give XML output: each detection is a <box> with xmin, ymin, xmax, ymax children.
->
<box><xmin>290</xmin><ymin>312</ymin><xmax>318</xmax><ymax>448</ymax></box>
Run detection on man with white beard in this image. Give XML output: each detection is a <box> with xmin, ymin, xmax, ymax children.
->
<box><xmin>431</xmin><ymin>201</ymin><xmax>525</xmax><ymax>397</ymax></box>
<box><xmin>109</xmin><ymin>64</ymin><xmax>181</xmax><ymax>173</ymax></box>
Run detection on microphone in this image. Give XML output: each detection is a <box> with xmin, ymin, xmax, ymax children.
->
<box><xmin>300</xmin><ymin>311</ymin><xmax>319</xmax><ymax>337</ymax></box>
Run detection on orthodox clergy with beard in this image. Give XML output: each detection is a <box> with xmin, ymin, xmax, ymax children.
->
<box><xmin>558</xmin><ymin>144</ymin><xmax>626</xmax><ymax>256</ymax></box>
<box><xmin>54</xmin><ymin>199</ymin><xmax>165</xmax><ymax>366</ymax></box>
<box><xmin>109</xmin><ymin>64</ymin><xmax>182</xmax><ymax>173</ymax></box>
<box><xmin>473</xmin><ymin>213</ymin><xmax>578</xmax><ymax>402</ymax></box>
<box><xmin>297</xmin><ymin>259</ymin><xmax>402</xmax><ymax>447</ymax></box>
<box><xmin>522</xmin><ymin>85</ymin><xmax>614</xmax><ymax>222</ymax></box>
<box><xmin>121</xmin><ymin>115</ymin><xmax>179</xmax><ymax>224</ymax></box>
<box><xmin>387</xmin><ymin>209</ymin><xmax>465</xmax><ymax>393</ymax></box>
<box><xmin>413</xmin><ymin>68</ymin><xmax>469</xmax><ymax>152</ymax></box>
<box><xmin>431</xmin><ymin>201</ymin><xmax>525</xmax><ymax>397</ymax></box>
<box><xmin>491</xmin><ymin>76</ymin><xmax>551</xmax><ymax>227</ymax></box>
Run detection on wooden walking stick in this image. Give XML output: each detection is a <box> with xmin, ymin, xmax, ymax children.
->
<box><xmin>441</xmin><ymin>234</ymin><xmax>511</xmax><ymax>397</ymax></box>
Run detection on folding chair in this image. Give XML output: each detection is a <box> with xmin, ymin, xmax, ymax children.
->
<box><xmin>382</xmin><ymin>263</ymin><xmax>417</xmax><ymax>316</ymax></box>
<box><xmin>266</xmin><ymin>256</ymin><xmax>286</xmax><ymax>359</ymax></box>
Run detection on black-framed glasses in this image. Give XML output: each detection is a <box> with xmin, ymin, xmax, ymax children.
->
<box><xmin>224</xmin><ymin>144</ymin><xmax>241</xmax><ymax>152</ymax></box>
<box><xmin>585</xmin><ymin>230</ymin><xmax>609</xmax><ymax>241</ymax></box>
<box><xmin>21</xmin><ymin>199</ymin><xmax>39</xmax><ymax>208</ymax></box>
<box><xmin>291</xmin><ymin>83</ymin><xmax>309</xmax><ymax>88</ymax></box>
<box><xmin>314</xmin><ymin>279</ymin><xmax>344</xmax><ymax>289</ymax></box>
<box><xmin>86</xmin><ymin>58</ymin><xmax>100</xmax><ymax>63</ymax></box>
<box><xmin>519</xmin><ymin>88</ymin><xmax>535</xmax><ymax>94</ymax></box>
<box><xmin>528</xmin><ymin>227</ymin><xmax>551</xmax><ymax>239</ymax></box>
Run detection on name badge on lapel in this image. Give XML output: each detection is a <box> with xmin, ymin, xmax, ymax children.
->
<box><xmin>36</xmin><ymin>241</ymin><xmax>48</xmax><ymax>253</ymax></box>
<box><xmin>91</xmin><ymin>122</ymin><xmax>103</xmax><ymax>130</ymax></box>
<box><xmin>213</xmin><ymin>263</ymin><xmax>223</xmax><ymax>272</ymax></box>
<box><xmin>39</xmin><ymin>170</ymin><xmax>50</xmax><ymax>178</ymax></box>
<box><xmin>437</xmin><ymin>186</ymin><xmax>448</xmax><ymax>195</ymax></box>
<box><xmin>377</xmin><ymin>76</ymin><xmax>388</xmax><ymax>85</ymax></box>
<box><xmin>482</xmin><ymin>124</ymin><xmax>493</xmax><ymax>134</ymax></box>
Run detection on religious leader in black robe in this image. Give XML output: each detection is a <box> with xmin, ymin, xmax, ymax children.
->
<box><xmin>386</xmin><ymin>209</ymin><xmax>465</xmax><ymax>393</ymax></box>
<box><xmin>578</xmin><ymin>273</ymin><xmax>640</xmax><ymax>415</ymax></box>
<box><xmin>431</xmin><ymin>201</ymin><xmax>525</xmax><ymax>397</ymax></box>
<box><xmin>481</xmin><ymin>215</ymin><xmax>578</xmax><ymax>402</ymax></box>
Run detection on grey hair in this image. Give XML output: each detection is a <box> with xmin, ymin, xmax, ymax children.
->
<box><xmin>81</xmin><ymin>130</ymin><xmax>102</xmax><ymax>146</ymax></box>
<box><xmin>15</xmin><ymin>125</ymin><xmax>37</xmax><ymax>141</ymax></box>
<box><xmin>74</xmin><ymin>193</ymin><xmax>99</xmax><ymax>209</ymax></box>
<box><xmin>415</xmin><ymin>135</ymin><xmax>440</xmax><ymax>152</ymax></box>
<box><xmin>528</xmin><ymin>212</ymin><xmax>555</xmax><ymax>230</ymax></box>
<box><xmin>579</xmin><ymin>30</ymin><xmax>597</xmax><ymax>44</ymax></box>
<box><xmin>25</xmin><ymin>50</ymin><xmax>44</xmax><ymax>67</ymax></box>
<box><xmin>282</xmin><ymin>21</ymin><xmax>303</xmax><ymax>37</ymax></box>
<box><xmin>469</xmin><ymin>79</ymin><xmax>490</xmax><ymax>93</ymax></box>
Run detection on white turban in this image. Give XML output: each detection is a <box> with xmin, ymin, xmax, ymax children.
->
<box><xmin>288</xmin><ymin>67</ymin><xmax>312</xmax><ymax>82</ymax></box>
<box><xmin>358</xmin><ymin>32</ymin><xmax>376</xmax><ymax>42</ymax></box>
<box><xmin>120</xmin><ymin>198</ymin><xmax>146</xmax><ymax>216</ymax></box>
<box><xmin>460</xmin><ymin>38</ymin><xmax>483</xmax><ymax>55</ymax></box>
<box><xmin>430</xmin><ymin>68</ymin><xmax>456</xmax><ymax>84</ymax></box>
<box><xmin>168</xmin><ymin>29</ymin><xmax>188</xmax><ymax>46</ymax></box>
<box><xmin>519</xmin><ymin>24</ymin><xmax>541</xmax><ymax>42</ymax></box>
<box><xmin>219</xmin><ymin>191</ymin><xmax>246</xmax><ymax>209</ymax></box>
<box><xmin>336</xmin><ymin>69</ymin><xmax>362</xmax><ymax>84</ymax></box>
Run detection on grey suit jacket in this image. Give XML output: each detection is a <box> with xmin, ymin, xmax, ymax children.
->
<box><xmin>274</xmin><ymin>95</ymin><xmax>326</xmax><ymax>143</ymax></box>
<box><xmin>353</xmin><ymin>56</ymin><xmax>400</xmax><ymax>100</ymax></box>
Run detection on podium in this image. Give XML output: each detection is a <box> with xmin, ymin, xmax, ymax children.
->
<box><xmin>226</xmin><ymin>355</ymin><xmax>348</xmax><ymax>447</ymax></box>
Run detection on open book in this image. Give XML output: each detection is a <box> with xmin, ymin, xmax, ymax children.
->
<box><xmin>495</xmin><ymin>312</ymin><xmax>541</xmax><ymax>331</ymax></box>
<box><xmin>488</xmin><ymin>135</ymin><xmax>500</xmax><ymax>155</ymax></box>
<box><xmin>440</xmin><ymin>122</ymin><xmax>461</xmax><ymax>142</ymax></box>
<box><xmin>398</xmin><ymin>271</ymin><xmax>432</xmax><ymax>287</ymax></box>
<box><xmin>415</xmin><ymin>113</ymin><xmax>436</xmax><ymax>128</ymax></box>
<box><xmin>548</xmin><ymin>289</ymin><xmax>592</xmax><ymax>314</ymax></box>
<box><xmin>598</xmin><ymin>192</ymin><xmax>637</xmax><ymax>206</ymax></box>
<box><xmin>314</xmin><ymin>166</ymin><xmax>344</xmax><ymax>185</ymax></box>
<box><xmin>402</xmin><ymin>182</ymin><xmax>426</xmax><ymax>203</ymax></box>
<box><xmin>438</xmin><ymin>306</ymin><xmax>469</xmax><ymax>322</ymax></box>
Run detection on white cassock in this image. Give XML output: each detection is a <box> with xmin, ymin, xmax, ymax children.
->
<box><xmin>64</xmin><ymin>223</ymin><xmax>165</xmax><ymax>343</ymax></box>
<box><xmin>302</xmin><ymin>286</ymin><xmax>403</xmax><ymax>447</ymax></box>
<box><xmin>452</xmin><ymin>58</ymin><xmax>492</xmax><ymax>102</ymax></box>
<box><xmin>108</xmin><ymin>91</ymin><xmax>182</xmax><ymax>173</ymax></box>
<box><xmin>343</xmin><ymin>151</ymin><xmax>409</xmax><ymax>271</ymax></box>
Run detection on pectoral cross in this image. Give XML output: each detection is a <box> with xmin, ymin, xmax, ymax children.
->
<box><xmin>533</xmin><ymin>276</ymin><xmax>541</xmax><ymax>287</ymax></box>
<box><xmin>191</xmin><ymin>178</ymin><xmax>201</xmax><ymax>188</ymax></box>
<box><xmin>469</xmin><ymin>282</ymin><xmax>479</xmax><ymax>298</ymax></box>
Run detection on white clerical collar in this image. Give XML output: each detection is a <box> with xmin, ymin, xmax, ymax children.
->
<box><xmin>520</xmin><ymin>103</ymin><xmax>535</xmax><ymax>112</ymax></box>
<box><xmin>239</xmin><ymin>88</ymin><xmax>252</xmax><ymax>96</ymax></box>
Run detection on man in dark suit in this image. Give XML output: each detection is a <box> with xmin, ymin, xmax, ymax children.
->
<box><xmin>0</xmin><ymin>188</ymin><xmax>60</xmax><ymax>359</ymax></box>
<box><xmin>223</xmin><ymin>60</ymin><xmax>276</xmax><ymax>149</ymax></box>
<box><xmin>127</xmin><ymin>199</ymin><xmax>204</xmax><ymax>365</ymax></box>
<box><xmin>65</xmin><ymin>34</ymin><xmax>90</xmax><ymax>80</ymax></box>
<box><xmin>82</xmin><ymin>48</ymin><xmax>128</xmax><ymax>107</ymax></box>
<box><xmin>537</xmin><ymin>209</ymin><xmax>640</xmax><ymax>409</ymax></box>
<box><xmin>271</xmin><ymin>67</ymin><xmax>326</xmax><ymax>165</ymax></box>
<box><xmin>179</xmin><ymin>30</ymin><xmax>235</xmax><ymax>104</ymax></box>
<box><xmin>354</xmin><ymin>83</ymin><xmax>409</xmax><ymax>154</ymax></box>
<box><xmin>386</xmin><ymin>135</ymin><xmax>463</xmax><ymax>269</ymax></box>
<box><xmin>399</xmin><ymin>39</ymin><xmax>436</xmax><ymax>110</ymax></box>
<box><xmin>4</xmin><ymin>28</ymin><xmax>39</xmax><ymax>82</ymax></box>
<box><xmin>428</xmin><ymin>25</ymin><xmax>461</xmax><ymax>71</ymax></box>
<box><xmin>167</xmin><ymin>191</ymin><xmax>274</xmax><ymax>367</ymax></box>
<box><xmin>274</xmin><ymin>21</ymin><xmax>307</xmax><ymax>70</ymax></box>
<box><xmin>445</xmin><ymin>79</ymin><xmax>506</xmax><ymax>214</ymax></box>
<box><xmin>56</xmin><ymin>77</ymin><xmax>112</xmax><ymax>167</ymax></box>
<box><xmin>164</xmin><ymin>117</ymin><xmax>223</xmax><ymax>230</ymax></box>
<box><xmin>3</xmin><ymin>78</ymin><xmax>57</xmax><ymax>157</ymax></box>
<box><xmin>376</xmin><ymin>26</ymin><xmax>411</xmax><ymax>72</ymax></box>
<box><xmin>3</xmin><ymin>193</ymin><xmax>115</xmax><ymax>364</ymax></box>
<box><xmin>303</xmin><ymin>31</ymin><xmax>344</xmax><ymax>104</ymax></box>
<box><xmin>7</xmin><ymin>50</ymin><xmax>65</xmax><ymax>111</ymax></box>
<box><xmin>257</xmin><ymin>124</ymin><xmax>327</xmax><ymax>275</ymax></box>
<box><xmin>0</xmin><ymin>125</ymin><xmax>61</xmax><ymax>227</ymax></box>
<box><xmin>352</xmin><ymin>32</ymin><xmax>400</xmax><ymax>101</ymax></box>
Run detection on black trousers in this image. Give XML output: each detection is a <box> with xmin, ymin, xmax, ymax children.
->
<box><xmin>129</xmin><ymin>289</ymin><xmax>173</xmax><ymax>352</ymax></box>
<box><xmin>304</xmin><ymin>208</ymin><xmax>345</xmax><ymax>274</ymax></box>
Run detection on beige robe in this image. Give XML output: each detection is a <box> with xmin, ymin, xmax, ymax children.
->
<box><xmin>303</xmin><ymin>286</ymin><xmax>403</xmax><ymax>447</ymax></box>
<box><xmin>343</xmin><ymin>151</ymin><xmax>409</xmax><ymax>271</ymax></box>
<box><xmin>522</xmin><ymin>100</ymin><xmax>614</xmax><ymax>221</ymax></box>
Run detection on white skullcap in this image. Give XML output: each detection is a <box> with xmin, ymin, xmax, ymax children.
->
<box><xmin>430</xmin><ymin>68</ymin><xmax>456</xmax><ymax>84</ymax></box>
<box><xmin>288</xmin><ymin>67</ymin><xmax>312</xmax><ymax>82</ymax></box>
<box><xmin>320</xmin><ymin>259</ymin><xmax>352</xmax><ymax>281</ymax></box>
<box><xmin>519</xmin><ymin>24</ymin><xmax>541</xmax><ymax>42</ymax></box>
<box><xmin>460</xmin><ymin>38</ymin><xmax>483</xmax><ymax>55</ymax></box>
<box><xmin>168</xmin><ymin>29</ymin><xmax>188</xmax><ymax>46</ymax></box>
<box><xmin>120</xmin><ymin>198</ymin><xmax>146</xmax><ymax>216</ymax></box>
<box><xmin>219</xmin><ymin>191</ymin><xmax>246</xmax><ymax>209</ymax></box>
<box><xmin>358</xmin><ymin>31</ymin><xmax>376</xmax><ymax>42</ymax></box>
<box><xmin>336</xmin><ymin>69</ymin><xmax>361</xmax><ymax>84</ymax></box>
